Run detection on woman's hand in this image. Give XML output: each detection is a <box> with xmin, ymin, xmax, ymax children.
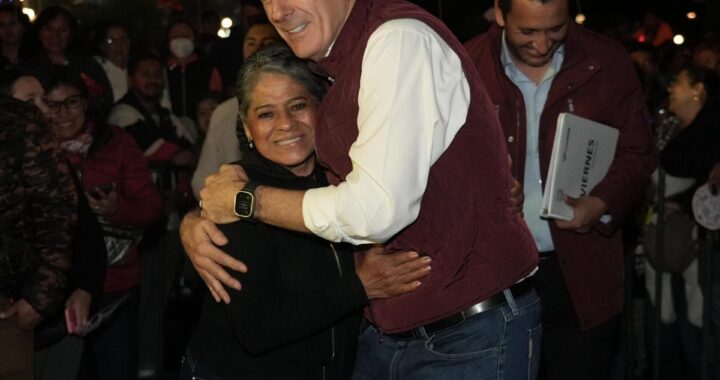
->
<box><xmin>65</xmin><ymin>289</ymin><xmax>92</xmax><ymax>334</ymax></box>
<box><xmin>87</xmin><ymin>183</ymin><xmax>118</xmax><ymax>216</ymax></box>
<box><xmin>0</xmin><ymin>299</ymin><xmax>44</xmax><ymax>332</ymax></box>
<box><xmin>708</xmin><ymin>162</ymin><xmax>720</xmax><ymax>194</ymax></box>
<box><xmin>354</xmin><ymin>246</ymin><xmax>431</xmax><ymax>299</ymax></box>
<box><xmin>180</xmin><ymin>209</ymin><xmax>248</xmax><ymax>304</ymax></box>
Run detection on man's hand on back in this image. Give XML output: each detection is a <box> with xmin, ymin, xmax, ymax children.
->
<box><xmin>180</xmin><ymin>209</ymin><xmax>247</xmax><ymax>304</ymax></box>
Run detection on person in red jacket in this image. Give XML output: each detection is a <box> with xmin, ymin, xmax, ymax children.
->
<box><xmin>182</xmin><ymin>0</ymin><xmax>540</xmax><ymax>378</ymax></box>
<box><xmin>463</xmin><ymin>0</ymin><xmax>656</xmax><ymax>379</ymax></box>
<box><xmin>42</xmin><ymin>65</ymin><xmax>163</xmax><ymax>380</ymax></box>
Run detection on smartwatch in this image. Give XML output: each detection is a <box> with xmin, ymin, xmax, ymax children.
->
<box><xmin>234</xmin><ymin>181</ymin><xmax>259</xmax><ymax>219</ymax></box>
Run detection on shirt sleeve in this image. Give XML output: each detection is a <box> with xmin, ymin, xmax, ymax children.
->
<box><xmin>302</xmin><ymin>19</ymin><xmax>470</xmax><ymax>244</ymax></box>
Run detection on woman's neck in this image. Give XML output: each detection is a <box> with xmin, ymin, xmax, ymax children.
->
<box><xmin>47</xmin><ymin>51</ymin><xmax>67</xmax><ymax>65</ymax></box>
<box><xmin>675</xmin><ymin>102</ymin><xmax>703</xmax><ymax>129</ymax></box>
<box><xmin>2</xmin><ymin>43</ymin><xmax>19</xmax><ymax>64</ymax></box>
<box><xmin>109</xmin><ymin>56</ymin><xmax>126</xmax><ymax>69</ymax></box>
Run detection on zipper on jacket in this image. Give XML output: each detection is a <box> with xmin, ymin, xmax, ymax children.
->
<box><xmin>329</xmin><ymin>243</ymin><xmax>343</xmax><ymax>277</ymax></box>
<box><xmin>514</xmin><ymin>99</ymin><xmax>522</xmax><ymax>178</ymax></box>
<box><xmin>327</xmin><ymin>243</ymin><xmax>341</xmax><ymax>367</ymax></box>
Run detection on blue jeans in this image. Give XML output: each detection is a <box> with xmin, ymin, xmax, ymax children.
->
<box><xmin>180</xmin><ymin>350</ymin><xmax>223</xmax><ymax>380</ymax></box>
<box><xmin>352</xmin><ymin>288</ymin><xmax>542</xmax><ymax>380</ymax></box>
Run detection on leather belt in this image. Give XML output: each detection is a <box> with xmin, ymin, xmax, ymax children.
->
<box><xmin>386</xmin><ymin>277</ymin><xmax>535</xmax><ymax>340</ymax></box>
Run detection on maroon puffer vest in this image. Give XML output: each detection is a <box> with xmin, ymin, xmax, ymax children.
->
<box><xmin>315</xmin><ymin>0</ymin><xmax>538</xmax><ymax>332</ymax></box>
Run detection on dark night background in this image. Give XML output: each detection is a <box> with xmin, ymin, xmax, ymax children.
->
<box><xmin>409</xmin><ymin>0</ymin><xmax>720</xmax><ymax>42</ymax></box>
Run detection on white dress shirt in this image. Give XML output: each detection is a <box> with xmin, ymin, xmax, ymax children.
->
<box><xmin>302</xmin><ymin>19</ymin><xmax>471</xmax><ymax>245</ymax></box>
<box><xmin>500</xmin><ymin>32</ymin><xmax>564</xmax><ymax>253</ymax></box>
<box><xmin>191</xmin><ymin>98</ymin><xmax>242</xmax><ymax>198</ymax></box>
<box><xmin>95</xmin><ymin>56</ymin><xmax>128</xmax><ymax>102</ymax></box>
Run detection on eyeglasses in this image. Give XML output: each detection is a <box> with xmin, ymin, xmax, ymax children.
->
<box><xmin>45</xmin><ymin>95</ymin><xmax>85</xmax><ymax>114</ymax></box>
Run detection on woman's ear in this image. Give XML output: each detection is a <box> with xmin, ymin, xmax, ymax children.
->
<box><xmin>242</xmin><ymin>122</ymin><xmax>252</xmax><ymax>142</ymax></box>
<box><xmin>693</xmin><ymin>82</ymin><xmax>706</xmax><ymax>102</ymax></box>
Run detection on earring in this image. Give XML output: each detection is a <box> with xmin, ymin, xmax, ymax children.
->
<box><xmin>248</xmin><ymin>139</ymin><xmax>254</xmax><ymax>149</ymax></box>
<box><xmin>693</xmin><ymin>93</ymin><xmax>700</xmax><ymax>102</ymax></box>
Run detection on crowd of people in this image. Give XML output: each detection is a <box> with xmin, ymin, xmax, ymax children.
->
<box><xmin>0</xmin><ymin>0</ymin><xmax>718</xmax><ymax>379</ymax></box>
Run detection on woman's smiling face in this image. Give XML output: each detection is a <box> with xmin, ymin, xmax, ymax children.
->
<box><xmin>243</xmin><ymin>72</ymin><xmax>318</xmax><ymax>176</ymax></box>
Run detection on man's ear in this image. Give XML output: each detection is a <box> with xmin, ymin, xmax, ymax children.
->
<box><xmin>495</xmin><ymin>1</ymin><xmax>506</xmax><ymax>27</ymax></box>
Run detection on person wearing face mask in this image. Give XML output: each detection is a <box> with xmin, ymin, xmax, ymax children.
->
<box><xmin>164</xmin><ymin>18</ymin><xmax>223</xmax><ymax>126</ymax></box>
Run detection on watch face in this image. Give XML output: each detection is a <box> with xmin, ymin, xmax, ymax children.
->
<box><xmin>234</xmin><ymin>191</ymin><xmax>254</xmax><ymax>218</ymax></box>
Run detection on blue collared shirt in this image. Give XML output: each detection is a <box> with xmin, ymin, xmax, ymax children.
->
<box><xmin>500</xmin><ymin>31</ymin><xmax>565</xmax><ymax>252</ymax></box>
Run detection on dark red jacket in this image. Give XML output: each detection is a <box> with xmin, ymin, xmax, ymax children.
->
<box><xmin>464</xmin><ymin>24</ymin><xmax>656</xmax><ymax>328</ymax></box>
<box><xmin>76</xmin><ymin>126</ymin><xmax>163</xmax><ymax>293</ymax></box>
<box><xmin>314</xmin><ymin>0</ymin><xmax>538</xmax><ymax>332</ymax></box>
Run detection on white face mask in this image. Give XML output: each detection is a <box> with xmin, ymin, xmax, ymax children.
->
<box><xmin>169</xmin><ymin>38</ymin><xmax>194</xmax><ymax>60</ymax></box>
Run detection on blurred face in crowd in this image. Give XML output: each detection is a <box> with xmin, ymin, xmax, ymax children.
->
<box><xmin>0</xmin><ymin>10</ymin><xmax>23</xmax><ymax>45</ymax></box>
<box><xmin>630</xmin><ymin>50</ymin><xmax>656</xmax><ymax>78</ymax></box>
<box><xmin>11</xmin><ymin>76</ymin><xmax>49</xmax><ymax>115</ymax></box>
<box><xmin>242</xmin><ymin>72</ymin><xmax>318</xmax><ymax>176</ymax></box>
<box><xmin>168</xmin><ymin>21</ymin><xmax>196</xmax><ymax>59</ymax></box>
<box><xmin>196</xmin><ymin>97</ymin><xmax>219</xmax><ymax>134</ymax></box>
<box><xmin>667</xmin><ymin>69</ymin><xmax>709</xmax><ymax>121</ymax></box>
<box><xmin>667</xmin><ymin>70</ymin><xmax>704</xmax><ymax>116</ymax></box>
<box><xmin>100</xmin><ymin>25</ymin><xmax>131</xmax><ymax>68</ymax></box>
<box><xmin>168</xmin><ymin>21</ymin><xmax>195</xmax><ymax>44</ymax></box>
<box><xmin>46</xmin><ymin>84</ymin><xmax>88</xmax><ymax>141</ymax></box>
<box><xmin>495</xmin><ymin>0</ymin><xmax>569</xmax><ymax>69</ymax></box>
<box><xmin>241</xmin><ymin>3</ymin><xmax>263</xmax><ymax>30</ymax></box>
<box><xmin>694</xmin><ymin>48</ymin><xmax>719</xmax><ymax>71</ymax></box>
<box><xmin>263</xmin><ymin>0</ymin><xmax>355</xmax><ymax>62</ymax></box>
<box><xmin>39</xmin><ymin>15</ymin><xmax>72</xmax><ymax>57</ymax></box>
<box><xmin>130</xmin><ymin>58</ymin><xmax>164</xmax><ymax>102</ymax></box>
<box><xmin>243</xmin><ymin>23</ymin><xmax>280</xmax><ymax>59</ymax></box>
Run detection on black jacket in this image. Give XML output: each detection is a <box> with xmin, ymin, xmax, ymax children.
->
<box><xmin>661</xmin><ymin>97</ymin><xmax>720</xmax><ymax>210</ymax></box>
<box><xmin>188</xmin><ymin>151</ymin><xmax>368</xmax><ymax>379</ymax></box>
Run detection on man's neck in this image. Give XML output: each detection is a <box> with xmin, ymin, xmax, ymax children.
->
<box><xmin>109</xmin><ymin>57</ymin><xmax>126</xmax><ymax>70</ymax></box>
<box><xmin>133</xmin><ymin>91</ymin><xmax>160</xmax><ymax>114</ymax></box>
<box><xmin>47</xmin><ymin>51</ymin><xmax>67</xmax><ymax>65</ymax></box>
<box><xmin>513</xmin><ymin>57</ymin><xmax>551</xmax><ymax>86</ymax></box>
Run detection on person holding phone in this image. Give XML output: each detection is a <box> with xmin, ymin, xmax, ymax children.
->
<box><xmin>42</xmin><ymin>65</ymin><xmax>163</xmax><ymax>380</ymax></box>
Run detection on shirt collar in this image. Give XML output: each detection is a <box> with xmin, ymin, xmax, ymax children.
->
<box><xmin>500</xmin><ymin>29</ymin><xmax>565</xmax><ymax>84</ymax></box>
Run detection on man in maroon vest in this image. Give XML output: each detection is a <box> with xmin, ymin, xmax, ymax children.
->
<box><xmin>182</xmin><ymin>0</ymin><xmax>541</xmax><ymax>377</ymax></box>
<box><xmin>464</xmin><ymin>0</ymin><xmax>655</xmax><ymax>379</ymax></box>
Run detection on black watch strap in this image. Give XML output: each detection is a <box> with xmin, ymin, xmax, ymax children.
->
<box><xmin>234</xmin><ymin>180</ymin><xmax>260</xmax><ymax>219</ymax></box>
